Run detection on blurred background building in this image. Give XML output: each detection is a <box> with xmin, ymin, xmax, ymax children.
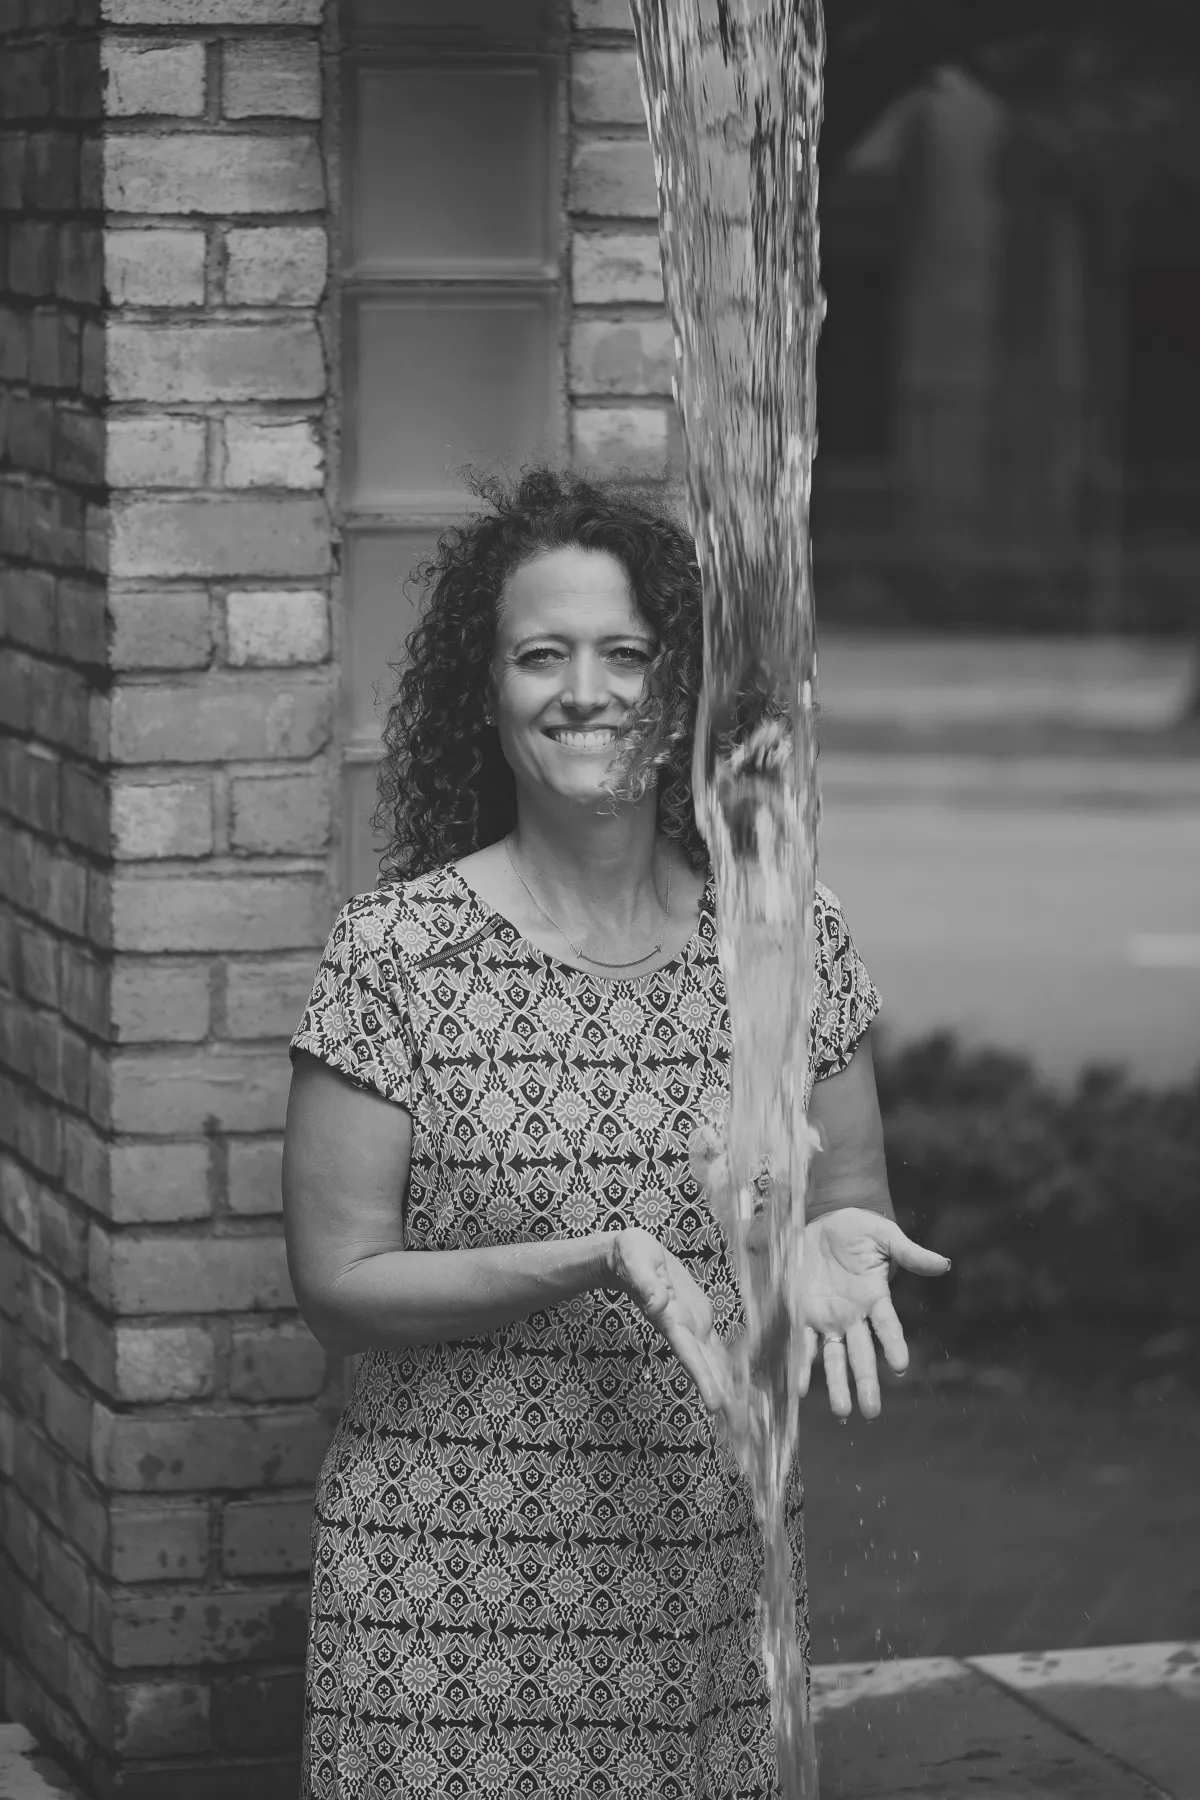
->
<box><xmin>0</xmin><ymin>2</ymin><xmax>1197</xmax><ymax>1794</ymax></box>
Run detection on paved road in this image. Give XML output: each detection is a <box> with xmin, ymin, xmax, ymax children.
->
<box><xmin>818</xmin><ymin>760</ymin><xmax>1200</xmax><ymax>1087</ymax></box>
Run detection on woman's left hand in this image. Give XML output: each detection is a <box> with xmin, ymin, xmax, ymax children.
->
<box><xmin>796</xmin><ymin>1208</ymin><xmax>950</xmax><ymax>1420</ymax></box>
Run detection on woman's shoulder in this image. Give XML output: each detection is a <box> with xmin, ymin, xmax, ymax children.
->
<box><xmin>326</xmin><ymin>864</ymin><xmax>480</xmax><ymax>972</ymax></box>
<box><xmin>814</xmin><ymin>878</ymin><xmax>847</xmax><ymax>933</ymax></box>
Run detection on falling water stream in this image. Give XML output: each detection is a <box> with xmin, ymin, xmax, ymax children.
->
<box><xmin>629</xmin><ymin>2</ymin><xmax>826</xmax><ymax>1794</ymax></box>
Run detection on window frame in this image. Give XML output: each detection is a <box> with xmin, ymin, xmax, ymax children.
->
<box><xmin>336</xmin><ymin>2</ymin><xmax>567</xmax><ymax>893</ymax></box>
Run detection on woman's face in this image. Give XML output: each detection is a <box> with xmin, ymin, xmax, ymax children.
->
<box><xmin>491</xmin><ymin>545</ymin><xmax>656</xmax><ymax>811</ymax></box>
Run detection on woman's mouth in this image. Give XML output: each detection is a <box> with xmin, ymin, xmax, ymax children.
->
<box><xmin>545</xmin><ymin>728</ymin><xmax>618</xmax><ymax>751</ymax></box>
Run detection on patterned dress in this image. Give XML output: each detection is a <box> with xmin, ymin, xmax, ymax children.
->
<box><xmin>292</xmin><ymin>863</ymin><xmax>880</xmax><ymax>1800</ymax></box>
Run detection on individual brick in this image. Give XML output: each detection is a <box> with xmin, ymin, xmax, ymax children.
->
<box><xmin>56</xmin><ymin>222</ymin><xmax>103</xmax><ymax>306</ymax></box>
<box><xmin>223</xmin><ymin>40</ymin><xmax>320</xmax><ymax>119</ymax></box>
<box><xmin>105</xmin><ymin>229</ymin><xmax>207</xmax><ymax>308</ymax></box>
<box><xmin>223</xmin><ymin>1504</ymin><xmax>313</xmax><ymax>1576</ymax></box>
<box><xmin>114</xmin><ymin>1680</ymin><xmax>211</xmax><ymax>1757</ymax></box>
<box><xmin>222</xmin><ymin>417</ymin><xmax>322</xmax><ymax>489</ymax></box>
<box><xmin>93</xmin><ymin>1407</ymin><xmax>328</xmax><ymax>1494</ymax></box>
<box><xmin>572</xmin><ymin>47</ymin><xmax>643</xmax><ymax>125</ymax></box>
<box><xmin>105</xmin><ymin>133</ymin><xmax>324</xmax><ymax>215</ymax></box>
<box><xmin>229</xmin><ymin>1321</ymin><xmax>325</xmax><ymax>1403</ymax></box>
<box><xmin>15</xmin><ymin>1582</ymin><xmax>70</xmax><ymax>1701</ymax></box>
<box><xmin>114</xmin><ymin>1323</ymin><xmax>216</xmax><ymax>1401</ymax></box>
<box><xmin>3</xmin><ymin>566</ymin><xmax>57</xmax><ymax>653</ymax></box>
<box><xmin>110</xmin><ymin>1585</ymin><xmax>309</xmax><ymax>1667</ymax></box>
<box><xmin>107</xmin><ymin>321</ymin><xmax>325</xmax><ymax>404</ymax></box>
<box><xmin>15</xmin><ymin>926</ymin><xmax>60</xmax><ymax>1008</ymax></box>
<box><xmin>26</xmin><ymin>134</ymin><xmax>79</xmax><ymax>213</ymax></box>
<box><xmin>5</xmin><ymin>741</ymin><xmax>61</xmax><ymax>834</ymax></box>
<box><xmin>109</xmin><ymin>588</ymin><xmax>212</xmax><ymax>671</ymax></box>
<box><xmin>66</xmin><ymin>1290</ymin><xmax>117</xmax><ymax>1393</ymax></box>
<box><xmin>29</xmin><ymin>309</ymin><xmax>81</xmax><ymax>391</ymax></box>
<box><xmin>110</xmin><ymin>672</ymin><xmax>331</xmax><ymax>761</ymax></box>
<box><xmin>8</xmin><ymin>394</ymin><xmax>54</xmax><ymax>474</ymax></box>
<box><xmin>572</xmin><ymin>0</ymin><xmax>632</xmax><ymax>24</ymax></box>
<box><xmin>229</xmin><ymin>772</ymin><xmax>332</xmax><ymax>856</ymax></box>
<box><xmin>108</xmin><ymin>416</ymin><xmax>207</xmax><ymax>489</ymax></box>
<box><xmin>224</xmin><ymin>226</ymin><xmax>326</xmax><ymax>306</ymax></box>
<box><xmin>112</xmin><ymin>958</ymin><xmax>210</xmax><ymax>1043</ymax></box>
<box><xmin>112</xmin><ymin>778</ymin><xmax>213</xmax><ymax>859</ymax></box>
<box><xmin>109</xmin><ymin>1502</ymin><xmax>209</xmax><ymax>1584</ymax></box>
<box><xmin>226</xmin><ymin>1137</ymin><xmax>284</xmax><ymax>1218</ymax></box>
<box><xmin>573</xmin><ymin>402</ymin><xmax>672</xmax><ymax>471</ymax></box>
<box><xmin>108</xmin><ymin>1141</ymin><xmax>211</xmax><ymax>1225</ymax></box>
<box><xmin>58</xmin><ymin>579</ymin><xmax>107</xmax><ymax>666</ymax></box>
<box><xmin>38</xmin><ymin>1190</ymin><xmax>89</xmax><ymax>1283</ymax></box>
<box><xmin>225</xmin><ymin>589</ymin><xmax>328</xmax><ymax>665</ymax></box>
<box><xmin>53</xmin><ymin>406</ymin><xmax>105</xmax><ymax>486</ymax></box>
<box><xmin>42</xmin><ymin>1369</ymin><xmax>94</xmax><ymax>1468</ymax></box>
<box><xmin>570</xmin><ymin>139</ymin><xmax>657</xmax><ymax>217</ymax></box>
<box><xmin>108</xmin><ymin>1048</ymin><xmax>294</xmax><ymax>1134</ymax></box>
<box><xmin>60</xmin><ymin>944</ymin><xmax>109</xmax><ymax>1037</ymax></box>
<box><xmin>90</xmin><ymin>1229</ymin><xmax>293</xmax><ymax>1314</ymax></box>
<box><xmin>210</xmin><ymin>1669</ymin><xmax>303</xmax><ymax>1752</ymax></box>
<box><xmin>62</xmin><ymin>1117</ymin><xmax>110</xmax><ymax>1214</ymax></box>
<box><xmin>65</xmin><ymin>1641</ymin><xmax>112</xmax><ymax>1744</ymax></box>
<box><xmin>102</xmin><ymin>40</ymin><xmax>206</xmax><ymax>116</ymax></box>
<box><xmin>8</xmin><ymin>221</ymin><xmax>57</xmax><ymax>298</ymax></box>
<box><xmin>38</xmin><ymin>1532</ymin><xmax>92</xmax><ymax>1636</ymax></box>
<box><xmin>0</xmin><ymin>306</ymin><xmax>31</xmax><ymax>382</ymax></box>
<box><xmin>224</xmin><ymin>956</ymin><xmax>316</xmax><ymax>1040</ymax></box>
<box><xmin>112</xmin><ymin>873</ymin><xmax>330</xmax><ymax>955</ymax></box>
<box><xmin>5</xmin><ymin>1489</ymin><xmax>42</xmax><ymax>1581</ymax></box>
<box><xmin>569</xmin><ymin>316</ymin><xmax>674</xmax><ymax>395</ymax></box>
<box><xmin>24</xmin><ymin>1267</ymin><xmax>67</xmax><ymax>1356</ymax></box>
<box><xmin>103</xmin><ymin>0</ymin><xmax>322</xmax><ymax>17</ymax></box>
<box><xmin>110</xmin><ymin>496</ymin><xmax>332</xmax><ymax>580</ymax></box>
<box><xmin>0</xmin><ymin>1157</ymin><xmax>42</xmax><ymax>1253</ymax></box>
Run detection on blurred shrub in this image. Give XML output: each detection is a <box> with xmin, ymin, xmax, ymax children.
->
<box><xmin>874</xmin><ymin>1034</ymin><xmax>1200</xmax><ymax>1334</ymax></box>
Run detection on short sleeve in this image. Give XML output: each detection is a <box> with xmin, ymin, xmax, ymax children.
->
<box><xmin>810</xmin><ymin>881</ymin><xmax>881</xmax><ymax>1084</ymax></box>
<box><xmin>290</xmin><ymin>890</ymin><xmax>417</xmax><ymax>1108</ymax></box>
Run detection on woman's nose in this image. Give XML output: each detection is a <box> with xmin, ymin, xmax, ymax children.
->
<box><xmin>562</xmin><ymin>654</ymin><xmax>607</xmax><ymax>711</ymax></box>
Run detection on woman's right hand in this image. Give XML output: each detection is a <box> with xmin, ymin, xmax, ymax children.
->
<box><xmin>607</xmin><ymin>1228</ymin><xmax>732</xmax><ymax>1415</ymax></box>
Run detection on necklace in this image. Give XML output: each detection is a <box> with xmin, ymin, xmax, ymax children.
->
<box><xmin>504</xmin><ymin>837</ymin><xmax>672</xmax><ymax>969</ymax></box>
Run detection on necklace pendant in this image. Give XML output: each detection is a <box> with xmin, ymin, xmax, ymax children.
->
<box><xmin>580</xmin><ymin>942</ymin><xmax>663</xmax><ymax>969</ymax></box>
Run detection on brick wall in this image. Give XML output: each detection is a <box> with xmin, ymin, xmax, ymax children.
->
<box><xmin>567</xmin><ymin>0</ymin><xmax>677</xmax><ymax>477</ymax></box>
<box><xmin>0</xmin><ymin>0</ymin><xmax>113</xmax><ymax>1783</ymax></box>
<box><xmin>2</xmin><ymin>1</ymin><xmax>340</xmax><ymax>1794</ymax></box>
<box><xmin>0</xmin><ymin>2</ymin><xmax>684</xmax><ymax>1793</ymax></box>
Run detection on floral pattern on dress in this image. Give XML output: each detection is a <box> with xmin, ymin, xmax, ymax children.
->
<box><xmin>292</xmin><ymin>864</ymin><xmax>880</xmax><ymax>1799</ymax></box>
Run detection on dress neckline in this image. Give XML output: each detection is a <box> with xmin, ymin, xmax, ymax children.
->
<box><xmin>447</xmin><ymin>862</ymin><xmax>715</xmax><ymax>991</ymax></box>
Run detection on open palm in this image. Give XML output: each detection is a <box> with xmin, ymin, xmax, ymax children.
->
<box><xmin>797</xmin><ymin>1207</ymin><xmax>950</xmax><ymax>1419</ymax></box>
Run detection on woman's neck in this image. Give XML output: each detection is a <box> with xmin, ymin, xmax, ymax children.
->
<box><xmin>509</xmin><ymin>794</ymin><xmax>664</xmax><ymax>920</ymax></box>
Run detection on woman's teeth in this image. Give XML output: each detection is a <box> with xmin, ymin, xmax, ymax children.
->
<box><xmin>550</xmin><ymin>729</ymin><xmax>616</xmax><ymax>749</ymax></box>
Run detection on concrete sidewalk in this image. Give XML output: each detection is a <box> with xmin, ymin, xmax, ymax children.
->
<box><xmin>3</xmin><ymin>1641</ymin><xmax>1196</xmax><ymax>1798</ymax></box>
<box><xmin>813</xmin><ymin>1640</ymin><xmax>1199</xmax><ymax>1797</ymax></box>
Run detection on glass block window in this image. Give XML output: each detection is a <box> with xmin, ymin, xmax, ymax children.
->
<box><xmin>340</xmin><ymin>1</ymin><xmax>563</xmax><ymax>894</ymax></box>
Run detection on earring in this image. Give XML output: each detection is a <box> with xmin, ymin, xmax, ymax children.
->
<box><xmin>483</xmin><ymin>709</ymin><xmax>494</xmax><ymax>727</ymax></box>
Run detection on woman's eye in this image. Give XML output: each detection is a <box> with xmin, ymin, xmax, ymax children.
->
<box><xmin>516</xmin><ymin>647</ymin><xmax>562</xmax><ymax>669</ymax></box>
<box><xmin>609</xmin><ymin>646</ymin><xmax>654</xmax><ymax>666</ymax></box>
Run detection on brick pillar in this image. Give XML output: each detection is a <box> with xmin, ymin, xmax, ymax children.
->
<box><xmin>2</xmin><ymin>4</ymin><xmax>340</xmax><ymax>1795</ymax></box>
<box><xmin>0</xmin><ymin>0</ymin><xmax>112</xmax><ymax>1775</ymax></box>
<box><xmin>568</xmin><ymin>1</ymin><xmax>679</xmax><ymax>475</ymax></box>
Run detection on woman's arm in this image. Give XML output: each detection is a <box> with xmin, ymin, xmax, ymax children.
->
<box><xmin>805</xmin><ymin>1029</ymin><xmax>894</xmax><ymax>1222</ymax></box>
<box><xmin>282</xmin><ymin>1052</ymin><xmax>730</xmax><ymax>1409</ymax></box>
<box><xmin>283</xmin><ymin>1052</ymin><xmax>612</xmax><ymax>1353</ymax></box>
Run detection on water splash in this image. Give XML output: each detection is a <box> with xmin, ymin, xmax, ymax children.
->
<box><xmin>629</xmin><ymin>2</ymin><xmax>826</xmax><ymax>1793</ymax></box>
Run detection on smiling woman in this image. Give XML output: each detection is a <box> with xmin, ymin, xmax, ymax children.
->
<box><xmin>282</xmin><ymin>467</ymin><xmax>948</xmax><ymax>1800</ymax></box>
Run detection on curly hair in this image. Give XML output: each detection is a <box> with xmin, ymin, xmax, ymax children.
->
<box><xmin>374</xmin><ymin>467</ymin><xmax>709</xmax><ymax>881</ymax></box>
